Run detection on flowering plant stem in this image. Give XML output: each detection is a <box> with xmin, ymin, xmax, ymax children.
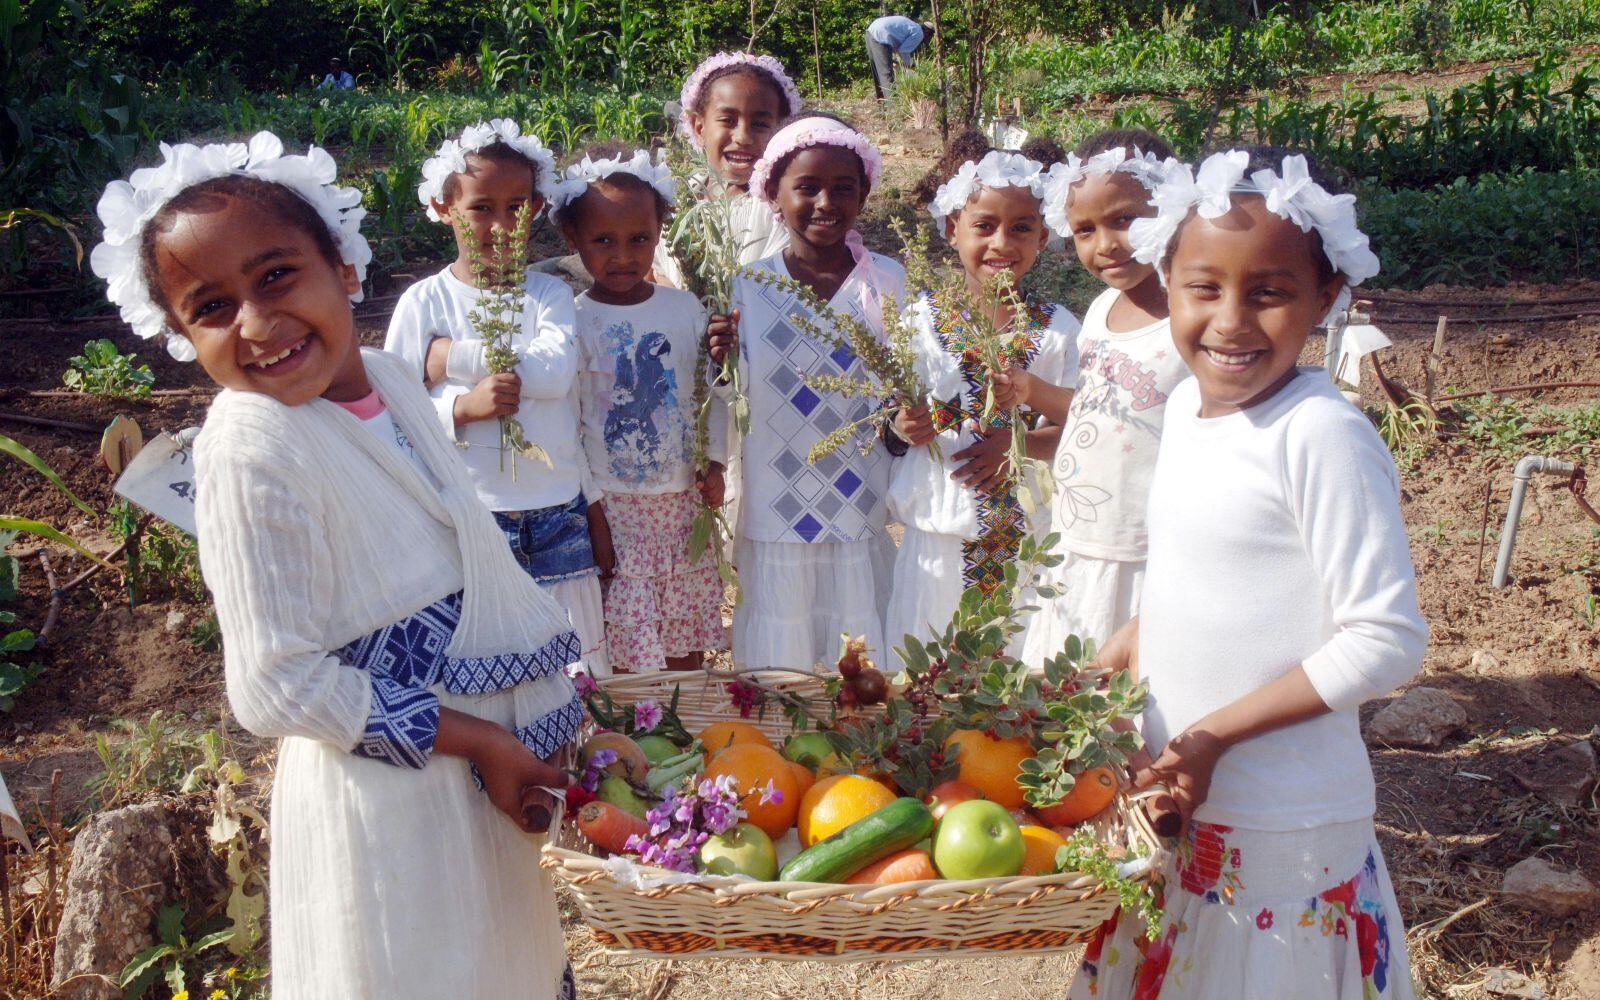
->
<box><xmin>455</xmin><ymin>203</ymin><xmax>551</xmax><ymax>480</ymax></box>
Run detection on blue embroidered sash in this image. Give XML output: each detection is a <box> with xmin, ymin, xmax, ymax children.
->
<box><xmin>337</xmin><ymin>591</ymin><xmax>583</xmax><ymax>771</ymax></box>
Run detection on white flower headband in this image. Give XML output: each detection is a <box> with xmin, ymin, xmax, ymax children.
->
<box><xmin>1041</xmin><ymin>146</ymin><xmax>1173</xmax><ymax>240</ymax></box>
<box><xmin>417</xmin><ymin>119</ymin><xmax>559</xmax><ymax>222</ymax></box>
<box><xmin>678</xmin><ymin>52</ymin><xmax>804</xmax><ymax>149</ymax></box>
<box><xmin>90</xmin><ymin>131</ymin><xmax>372</xmax><ymax>362</ymax></box>
<box><xmin>930</xmin><ymin>151</ymin><xmax>1060</xmax><ymax>236</ymax></box>
<box><xmin>1128</xmin><ymin>150</ymin><xmax>1380</xmax><ymax>321</ymax></box>
<box><xmin>547</xmin><ymin>149</ymin><xmax>677</xmax><ymax>223</ymax></box>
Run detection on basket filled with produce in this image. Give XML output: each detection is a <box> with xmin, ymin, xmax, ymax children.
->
<box><xmin>542</xmin><ymin>540</ymin><xmax>1166</xmax><ymax>961</ymax></box>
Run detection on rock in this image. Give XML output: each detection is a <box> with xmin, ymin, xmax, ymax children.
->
<box><xmin>1500</xmin><ymin>857</ymin><xmax>1599</xmax><ymax>917</ymax></box>
<box><xmin>1470</xmin><ymin>650</ymin><xmax>1501</xmax><ymax>675</ymax></box>
<box><xmin>164</xmin><ymin>609</ymin><xmax>187</xmax><ymax>634</ymax></box>
<box><xmin>1512</xmin><ymin>740</ymin><xmax>1598</xmax><ymax>806</ymax></box>
<box><xmin>1367</xmin><ymin>687</ymin><xmax>1467</xmax><ymax>748</ymax></box>
<box><xmin>1483</xmin><ymin>967</ymin><xmax>1544</xmax><ymax>999</ymax></box>
<box><xmin>51</xmin><ymin>802</ymin><xmax>176</xmax><ymax>1000</ymax></box>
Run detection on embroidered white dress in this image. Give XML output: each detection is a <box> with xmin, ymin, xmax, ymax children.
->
<box><xmin>1021</xmin><ymin>287</ymin><xmax>1189</xmax><ymax>662</ymax></box>
<box><xmin>728</xmin><ymin>250</ymin><xmax>906</xmax><ymax>669</ymax></box>
<box><xmin>884</xmin><ymin>293</ymin><xmax>1079</xmax><ymax>663</ymax></box>
<box><xmin>1071</xmin><ymin>372</ymin><xmax>1427</xmax><ymax>1000</ymax></box>
<box><xmin>194</xmin><ymin>350</ymin><xmax>577</xmax><ymax>1000</ymax></box>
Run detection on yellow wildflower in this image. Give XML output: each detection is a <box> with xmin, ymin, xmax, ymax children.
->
<box><xmin>211</xmin><ymin>991</ymin><xmax>227</xmax><ymax>1000</ymax></box>
<box><xmin>224</xmin><ymin>968</ymin><xmax>239</xmax><ymax>980</ymax></box>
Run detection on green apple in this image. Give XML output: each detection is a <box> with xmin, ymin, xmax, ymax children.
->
<box><xmin>699</xmin><ymin>822</ymin><xmax>779</xmax><ymax>880</ymax></box>
<box><xmin>598</xmin><ymin>775</ymin><xmax>649</xmax><ymax>820</ymax></box>
<box><xmin>635</xmin><ymin>734</ymin><xmax>681</xmax><ymax>766</ymax></box>
<box><xmin>782</xmin><ymin>732</ymin><xmax>835</xmax><ymax>771</ymax></box>
<box><xmin>932</xmin><ymin>799</ymin><xmax>1025</xmax><ymax>880</ymax></box>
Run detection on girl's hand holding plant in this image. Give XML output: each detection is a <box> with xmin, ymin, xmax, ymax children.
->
<box><xmin>453</xmin><ymin>372</ymin><xmax>522</xmax><ymax>427</ymax></box>
<box><xmin>894</xmin><ymin>402</ymin><xmax>937</xmax><ymax>447</ymax></box>
<box><xmin>587</xmin><ymin>502</ymin><xmax>617</xmax><ymax>580</ymax></box>
<box><xmin>696</xmin><ymin>462</ymin><xmax>726</xmax><ymax>508</ymax></box>
<box><xmin>991</xmin><ymin>367</ymin><xmax>1033</xmax><ymax>411</ymax></box>
<box><xmin>706</xmin><ymin>311</ymin><xmax>740</xmax><ymax>366</ymax></box>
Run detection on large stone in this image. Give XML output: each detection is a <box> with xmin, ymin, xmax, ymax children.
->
<box><xmin>1500</xmin><ymin>857</ymin><xmax>1599</xmax><ymax>917</ymax></box>
<box><xmin>1482</xmin><ymin>967</ymin><xmax>1544</xmax><ymax>999</ymax></box>
<box><xmin>1470</xmin><ymin>650</ymin><xmax>1501</xmax><ymax>675</ymax></box>
<box><xmin>51</xmin><ymin>801</ymin><xmax>176</xmax><ymax>999</ymax></box>
<box><xmin>1366</xmin><ymin>687</ymin><xmax>1467</xmax><ymax>748</ymax></box>
<box><xmin>1512</xmin><ymin>740</ymin><xmax>1598</xmax><ymax>806</ymax></box>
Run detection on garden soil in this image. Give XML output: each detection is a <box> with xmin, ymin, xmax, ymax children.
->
<box><xmin>3</xmin><ymin>174</ymin><xmax>1599</xmax><ymax>1000</ymax></box>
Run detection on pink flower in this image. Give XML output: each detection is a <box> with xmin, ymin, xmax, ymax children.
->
<box><xmin>757</xmin><ymin>780</ymin><xmax>784</xmax><ymax>807</ymax></box>
<box><xmin>725</xmin><ymin>680</ymin><xmax>761</xmax><ymax>718</ymax></box>
<box><xmin>571</xmin><ymin>669</ymin><xmax>598</xmax><ymax>697</ymax></box>
<box><xmin>633</xmin><ymin>700</ymin><xmax>662</xmax><ymax>733</ymax></box>
<box><xmin>1255</xmin><ymin>908</ymin><xmax>1273</xmax><ymax>930</ymax></box>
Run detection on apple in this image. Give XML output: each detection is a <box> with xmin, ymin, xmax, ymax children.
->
<box><xmin>699</xmin><ymin>822</ymin><xmax>779</xmax><ymax>880</ymax></box>
<box><xmin>933</xmin><ymin>799</ymin><xmax>1025</xmax><ymax>880</ymax></box>
<box><xmin>635</xmin><ymin>734</ymin><xmax>681</xmax><ymax>766</ymax></box>
<box><xmin>925</xmin><ymin>780</ymin><xmax>983</xmax><ymax>823</ymax></box>
<box><xmin>782</xmin><ymin>732</ymin><xmax>835</xmax><ymax>771</ymax></box>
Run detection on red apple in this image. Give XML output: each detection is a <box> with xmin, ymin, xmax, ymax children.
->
<box><xmin>925</xmin><ymin>780</ymin><xmax>983</xmax><ymax>823</ymax></box>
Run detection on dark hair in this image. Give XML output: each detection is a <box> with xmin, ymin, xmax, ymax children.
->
<box><xmin>138</xmin><ymin>174</ymin><xmax>344</xmax><ymax>316</ymax></box>
<box><xmin>691</xmin><ymin>65</ymin><xmax>795</xmax><ymax>118</ymax></box>
<box><xmin>759</xmin><ymin>112</ymin><xmax>871</xmax><ymax>201</ymax></box>
<box><xmin>556</xmin><ymin>142</ymin><xmax>672</xmax><ymax>230</ymax></box>
<box><xmin>1018</xmin><ymin>135</ymin><xmax>1067</xmax><ymax>166</ymax></box>
<box><xmin>911</xmin><ymin>128</ymin><xmax>994</xmax><ymax>206</ymax></box>
<box><xmin>1164</xmin><ymin>145</ymin><xmax>1342</xmax><ymax>285</ymax></box>
<box><xmin>1073</xmin><ymin>128</ymin><xmax>1174</xmax><ymax>161</ymax></box>
<box><xmin>439</xmin><ymin>140</ymin><xmax>541</xmax><ymax>205</ymax></box>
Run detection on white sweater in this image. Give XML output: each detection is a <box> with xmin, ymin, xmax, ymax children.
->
<box><xmin>384</xmin><ymin>267</ymin><xmax>595</xmax><ymax>512</ymax></box>
<box><xmin>194</xmin><ymin>349</ymin><xmax>578</xmax><ymax>753</ymax></box>
<box><xmin>1139</xmin><ymin>371</ymin><xmax>1427</xmax><ymax>830</ymax></box>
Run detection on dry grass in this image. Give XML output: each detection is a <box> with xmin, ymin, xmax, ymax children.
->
<box><xmin>2</xmin><ymin>774</ymin><xmax>70</xmax><ymax>998</ymax></box>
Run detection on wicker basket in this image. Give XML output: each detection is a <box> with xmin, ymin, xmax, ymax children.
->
<box><xmin>542</xmin><ymin>670</ymin><xmax>1162</xmax><ymax>962</ymax></box>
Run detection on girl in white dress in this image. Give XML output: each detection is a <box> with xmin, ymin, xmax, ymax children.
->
<box><xmin>1020</xmin><ymin>129</ymin><xmax>1191</xmax><ymax>660</ymax></box>
<box><xmin>707</xmin><ymin>115</ymin><xmax>906</xmax><ymax>669</ymax></box>
<box><xmin>883</xmin><ymin>148</ymin><xmax>1080</xmax><ymax>658</ymax></box>
<box><xmin>385</xmin><ymin>119</ymin><xmax>610</xmax><ymax>676</ymax></box>
<box><xmin>1071</xmin><ymin>146</ymin><xmax>1425</xmax><ymax>1000</ymax></box>
<box><xmin>91</xmin><ymin>133</ymin><xmax>578</xmax><ymax>998</ymax></box>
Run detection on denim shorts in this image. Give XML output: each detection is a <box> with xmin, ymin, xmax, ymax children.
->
<box><xmin>494</xmin><ymin>493</ymin><xmax>599</xmax><ymax>584</ymax></box>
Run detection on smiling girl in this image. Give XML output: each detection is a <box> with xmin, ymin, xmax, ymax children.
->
<box><xmin>385</xmin><ymin>119</ymin><xmax>610</xmax><ymax>677</ymax></box>
<box><xmin>1020</xmin><ymin>130</ymin><xmax>1189</xmax><ymax>662</ymax></box>
<box><xmin>91</xmin><ymin>132</ymin><xmax>579</xmax><ymax>998</ymax></box>
<box><xmin>883</xmin><ymin>148</ymin><xmax>1081</xmax><ymax>653</ymax></box>
<box><xmin>708</xmin><ymin>115</ymin><xmax>905</xmax><ymax>669</ymax></box>
<box><xmin>1070</xmin><ymin>147</ymin><xmax>1426</xmax><ymax>1000</ymax></box>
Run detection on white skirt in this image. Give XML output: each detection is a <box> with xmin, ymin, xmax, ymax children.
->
<box><xmin>1020</xmin><ymin>549</ymin><xmax>1144</xmax><ymax>667</ymax></box>
<box><xmin>883</xmin><ymin>527</ymin><xmax>964</xmax><ymax>670</ymax></box>
<box><xmin>1069</xmin><ymin>818</ymin><xmax>1414</xmax><ymax>1000</ymax></box>
<box><xmin>268</xmin><ymin>687</ymin><xmax>569</xmax><ymax>999</ymax></box>
<box><xmin>546</xmin><ymin>573</ymin><xmax>609</xmax><ymax>677</ymax></box>
<box><xmin>732</xmin><ymin>534</ymin><xmax>894</xmax><ymax>670</ymax></box>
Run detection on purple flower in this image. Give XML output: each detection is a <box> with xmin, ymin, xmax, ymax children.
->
<box><xmin>633</xmin><ymin>700</ymin><xmax>663</xmax><ymax>733</ymax></box>
<box><xmin>571</xmin><ymin>669</ymin><xmax>599</xmax><ymax>697</ymax></box>
<box><xmin>725</xmin><ymin>680</ymin><xmax>761</xmax><ymax>718</ymax></box>
<box><xmin>757</xmin><ymin>779</ymin><xmax>784</xmax><ymax>807</ymax></box>
<box><xmin>579</xmin><ymin>747</ymin><xmax>618</xmax><ymax>792</ymax></box>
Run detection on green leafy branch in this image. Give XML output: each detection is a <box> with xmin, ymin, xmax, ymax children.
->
<box><xmin>1054</xmin><ymin>828</ymin><xmax>1163</xmax><ymax>939</ymax></box>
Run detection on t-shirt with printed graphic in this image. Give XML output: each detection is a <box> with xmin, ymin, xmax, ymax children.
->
<box><xmin>731</xmin><ymin>250</ymin><xmax>907</xmax><ymax>544</ymax></box>
<box><xmin>1047</xmin><ymin>286</ymin><xmax>1190</xmax><ymax>561</ymax></box>
<box><xmin>575</xmin><ymin>285</ymin><xmax>724</xmax><ymax>495</ymax></box>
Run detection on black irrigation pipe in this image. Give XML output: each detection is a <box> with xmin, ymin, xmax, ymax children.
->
<box><xmin>0</xmin><ymin>410</ymin><xmax>100</xmax><ymax>433</ymax></box>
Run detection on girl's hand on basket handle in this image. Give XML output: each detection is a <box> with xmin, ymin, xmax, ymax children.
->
<box><xmin>439</xmin><ymin>710</ymin><xmax>570</xmax><ymax>833</ymax></box>
<box><xmin>1132</xmin><ymin>729</ymin><xmax>1223</xmax><ymax>837</ymax></box>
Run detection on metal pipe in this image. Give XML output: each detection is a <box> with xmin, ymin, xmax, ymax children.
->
<box><xmin>1491</xmin><ymin>455</ymin><xmax>1578</xmax><ymax>587</ymax></box>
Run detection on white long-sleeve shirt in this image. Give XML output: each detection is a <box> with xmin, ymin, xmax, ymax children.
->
<box><xmin>384</xmin><ymin>267</ymin><xmax>595</xmax><ymax>511</ymax></box>
<box><xmin>1139</xmin><ymin>371</ymin><xmax>1427</xmax><ymax>830</ymax></box>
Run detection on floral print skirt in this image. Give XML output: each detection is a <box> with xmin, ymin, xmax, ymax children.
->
<box><xmin>601</xmin><ymin>490</ymin><xmax>725</xmax><ymax>673</ymax></box>
<box><xmin>1070</xmin><ymin>818</ymin><xmax>1414</xmax><ymax>1000</ymax></box>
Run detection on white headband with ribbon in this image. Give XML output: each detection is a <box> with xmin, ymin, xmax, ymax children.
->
<box><xmin>548</xmin><ymin>149</ymin><xmax>677</xmax><ymax>223</ymax></box>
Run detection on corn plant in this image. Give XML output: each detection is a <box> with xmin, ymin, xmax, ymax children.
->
<box><xmin>351</xmin><ymin>0</ymin><xmax>436</xmax><ymax>89</ymax></box>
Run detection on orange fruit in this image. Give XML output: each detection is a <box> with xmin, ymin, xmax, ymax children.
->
<box><xmin>1019</xmin><ymin>825</ymin><xmax>1069</xmax><ymax>876</ymax></box>
<box><xmin>788</xmin><ymin>760</ymin><xmax>817</xmax><ymax>800</ymax></box>
<box><xmin>699</xmin><ymin>721</ymin><xmax>772</xmax><ymax>755</ymax></box>
<box><xmin>846</xmin><ymin>848</ymin><xmax>940</xmax><ymax>884</ymax></box>
<box><xmin>797</xmin><ymin>774</ymin><xmax>898</xmax><ymax>847</ymax></box>
<box><xmin>943</xmin><ymin>730</ymin><xmax>1034</xmax><ymax>809</ymax></box>
<box><xmin>1034</xmin><ymin>767</ymin><xmax>1119</xmax><ymax>827</ymax></box>
<box><xmin>703</xmin><ymin>744</ymin><xmax>799</xmax><ymax>839</ymax></box>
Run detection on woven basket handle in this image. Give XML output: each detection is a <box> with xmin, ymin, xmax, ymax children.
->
<box><xmin>1124</xmin><ymin>781</ymin><xmax>1182</xmax><ymax>838</ymax></box>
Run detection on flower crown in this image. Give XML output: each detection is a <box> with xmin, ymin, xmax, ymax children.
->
<box><xmin>416</xmin><ymin>119</ymin><xmax>558</xmax><ymax>222</ymax></box>
<box><xmin>547</xmin><ymin>149</ymin><xmax>678</xmax><ymax>224</ymax></box>
<box><xmin>89</xmin><ymin>131</ymin><xmax>372</xmax><ymax>362</ymax></box>
<box><xmin>930</xmin><ymin>151</ymin><xmax>1056</xmax><ymax>235</ymax></box>
<box><xmin>1041</xmin><ymin>146</ymin><xmax>1172</xmax><ymax>240</ymax></box>
<box><xmin>678</xmin><ymin>52</ymin><xmax>804</xmax><ymax>149</ymax></box>
<box><xmin>750</xmin><ymin>116</ymin><xmax>883</xmax><ymax>213</ymax></box>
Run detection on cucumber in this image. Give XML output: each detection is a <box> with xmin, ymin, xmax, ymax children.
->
<box><xmin>778</xmin><ymin>798</ymin><xmax>935</xmax><ymax>884</ymax></box>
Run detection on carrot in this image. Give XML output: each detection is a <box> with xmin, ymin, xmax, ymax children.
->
<box><xmin>577</xmin><ymin>800</ymin><xmax>650</xmax><ymax>855</ymax></box>
<box><xmin>845</xmin><ymin>848</ymin><xmax>939</xmax><ymax>885</ymax></box>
